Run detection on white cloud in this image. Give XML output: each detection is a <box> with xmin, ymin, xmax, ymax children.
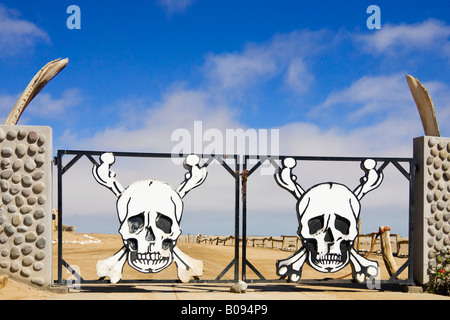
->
<box><xmin>285</xmin><ymin>59</ymin><xmax>315</xmax><ymax>93</ymax></box>
<box><xmin>0</xmin><ymin>5</ymin><xmax>50</xmax><ymax>57</ymax></box>
<box><xmin>312</xmin><ymin>73</ymin><xmax>413</xmax><ymax>123</ymax></box>
<box><xmin>61</xmin><ymin>88</ymin><xmax>238</xmax><ymax>152</ymax></box>
<box><xmin>311</xmin><ymin>72</ymin><xmax>450</xmax><ymax>138</ymax></box>
<box><xmin>357</xmin><ymin>19</ymin><xmax>450</xmax><ymax>54</ymax></box>
<box><xmin>157</xmin><ymin>0</ymin><xmax>195</xmax><ymax>14</ymax></box>
<box><xmin>205</xmin><ymin>48</ymin><xmax>277</xmax><ymax>90</ymax></box>
<box><xmin>0</xmin><ymin>93</ymin><xmax>18</xmax><ymax>123</ymax></box>
<box><xmin>0</xmin><ymin>88</ymin><xmax>83</xmax><ymax>124</ymax></box>
<box><xmin>27</xmin><ymin>88</ymin><xmax>83</xmax><ymax>117</ymax></box>
<box><xmin>204</xmin><ymin>29</ymin><xmax>329</xmax><ymax>94</ymax></box>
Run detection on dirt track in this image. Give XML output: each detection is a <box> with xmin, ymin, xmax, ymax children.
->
<box><xmin>0</xmin><ymin>231</ymin><xmax>448</xmax><ymax>300</ymax></box>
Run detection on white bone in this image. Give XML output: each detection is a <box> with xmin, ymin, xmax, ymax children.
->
<box><xmin>5</xmin><ymin>58</ymin><xmax>68</xmax><ymax>125</ymax></box>
<box><xmin>276</xmin><ymin>246</ymin><xmax>307</xmax><ymax>282</ymax></box>
<box><xmin>172</xmin><ymin>246</ymin><xmax>203</xmax><ymax>283</ymax></box>
<box><xmin>274</xmin><ymin>157</ymin><xmax>305</xmax><ymax>200</ymax></box>
<box><xmin>92</xmin><ymin>153</ymin><xmax>125</xmax><ymax>197</ymax></box>
<box><xmin>176</xmin><ymin>154</ymin><xmax>208</xmax><ymax>199</ymax></box>
<box><xmin>349</xmin><ymin>248</ymin><xmax>379</xmax><ymax>284</ymax></box>
<box><xmin>354</xmin><ymin>159</ymin><xmax>383</xmax><ymax>200</ymax></box>
<box><xmin>96</xmin><ymin>246</ymin><xmax>128</xmax><ymax>284</ymax></box>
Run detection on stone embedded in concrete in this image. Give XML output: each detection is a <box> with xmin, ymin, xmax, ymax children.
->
<box><xmin>1</xmin><ymin>169</ymin><xmax>13</xmax><ymax>179</ymax></box>
<box><xmin>33</xmin><ymin>209</ymin><xmax>45</xmax><ymax>220</ymax></box>
<box><xmin>35</xmin><ymin>251</ymin><xmax>45</xmax><ymax>261</ymax></box>
<box><xmin>31</xmin><ymin>277</ymin><xmax>45</xmax><ymax>286</ymax></box>
<box><xmin>21</xmin><ymin>245</ymin><xmax>33</xmax><ymax>255</ymax></box>
<box><xmin>25</xmin><ymin>232</ymin><xmax>37</xmax><ymax>242</ymax></box>
<box><xmin>0</xmin><ymin>125</ymin><xmax>52</xmax><ymax>287</ymax></box>
<box><xmin>24</xmin><ymin>159</ymin><xmax>36</xmax><ymax>172</ymax></box>
<box><xmin>1</xmin><ymin>147</ymin><xmax>12</xmax><ymax>157</ymax></box>
<box><xmin>36</xmin><ymin>238</ymin><xmax>46</xmax><ymax>249</ymax></box>
<box><xmin>10</xmin><ymin>261</ymin><xmax>19</xmax><ymax>272</ymax></box>
<box><xmin>10</xmin><ymin>247</ymin><xmax>20</xmax><ymax>259</ymax></box>
<box><xmin>32</xmin><ymin>182</ymin><xmax>45</xmax><ymax>194</ymax></box>
<box><xmin>33</xmin><ymin>262</ymin><xmax>43</xmax><ymax>271</ymax></box>
<box><xmin>36</xmin><ymin>224</ymin><xmax>45</xmax><ymax>235</ymax></box>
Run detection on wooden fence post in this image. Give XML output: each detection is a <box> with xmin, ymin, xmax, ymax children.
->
<box><xmin>379</xmin><ymin>226</ymin><xmax>398</xmax><ymax>277</ymax></box>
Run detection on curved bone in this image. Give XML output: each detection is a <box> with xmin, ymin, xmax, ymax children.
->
<box><xmin>172</xmin><ymin>246</ymin><xmax>203</xmax><ymax>283</ymax></box>
<box><xmin>176</xmin><ymin>154</ymin><xmax>208</xmax><ymax>199</ymax></box>
<box><xmin>274</xmin><ymin>157</ymin><xmax>305</xmax><ymax>200</ymax></box>
<box><xmin>96</xmin><ymin>246</ymin><xmax>128</xmax><ymax>284</ymax></box>
<box><xmin>92</xmin><ymin>153</ymin><xmax>125</xmax><ymax>197</ymax></box>
<box><xmin>354</xmin><ymin>159</ymin><xmax>383</xmax><ymax>200</ymax></box>
<box><xmin>349</xmin><ymin>248</ymin><xmax>378</xmax><ymax>284</ymax></box>
<box><xmin>276</xmin><ymin>246</ymin><xmax>307</xmax><ymax>282</ymax></box>
<box><xmin>5</xmin><ymin>58</ymin><xmax>69</xmax><ymax>125</ymax></box>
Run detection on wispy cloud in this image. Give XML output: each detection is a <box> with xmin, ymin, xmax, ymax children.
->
<box><xmin>27</xmin><ymin>88</ymin><xmax>83</xmax><ymax>117</ymax></box>
<box><xmin>156</xmin><ymin>0</ymin><xmax>195</xmax><ymax>14</ymax></box>
<box><xmin>0</xmin><ymin>88</ymin><xmax>83</xmax><ymax>124</ymax></box>
<box><xmin>309</xmin><ymin>72</ymin><xmax>450</xmax><ymax>138</ymax></box>
<box><xmin>356</xmin><ymin>19</ymin><xmax>450</xmax><ymax>55</ymax></box>
<box><xmin>311</xmin><ymin>73</ymin><xmax>412</xmax><ymax>123</ymax></box>
<box><xmin>204</xmin><ymin>30</ymin><xmax>331</xmax><ymax>94</ymax></box>
<box><xmin>0</xmin><ymin>5</ymin><xmax>50</xmax><ymax>57</ymax></box>
<box><xmin>0</xmin><ymin>93</ymin><xmax>18</xmax><ymax>123</ymax></box>
<box><xmin>60</xmin><ymin>87</ymin><xmax>238</xmax><ymax>152</ymax></box>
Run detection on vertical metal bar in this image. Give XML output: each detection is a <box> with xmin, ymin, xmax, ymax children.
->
<box><xmin>234</xmin><ymin>156</ymin><xmax>240</xmax><ymax>282</ymax></box>
<box><xmin>242</xmin><ymin>156</ymin><xmax>247</xmax><ymax>282</ymax></box>
<box><xmin>57</xmin><ymin>150</ymin><xmax>63</xmax><ymax>285</ymax></box>
<box><xmin>408</xmin><ymin>158</ymin><xmax>415</xmax><ymax>285</ymax></box>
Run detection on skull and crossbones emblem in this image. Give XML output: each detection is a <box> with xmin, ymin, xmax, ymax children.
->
<box><xmin>274</xmin><ymin>157</ymin><xmax>383</xmax><ymax>284</ymax></box>
<box><xmin>92</xmin><ymin>153</ymin><xmax>207</xmax><ymax>283</ymax></box>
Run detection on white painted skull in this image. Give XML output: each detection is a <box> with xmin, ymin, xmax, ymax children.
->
<box><xmin>297</xmin><ymin>183</ymin><xmax>360</xmax><ymax>273</ymax></box>
<box><xmin>116</xmin><ymin>180</ymin><xmax>183</xmax><ymax>273</ymax></box>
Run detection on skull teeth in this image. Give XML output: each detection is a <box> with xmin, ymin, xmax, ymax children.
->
<box><xmin>134</xmin><ymin>252</ymin><xmax>169</xmax><ymax>265</ymax></box>
<box><xmin>316</xmin><ymin>253</ymin><xmax>342</xmax><ymax>265</ymax></box>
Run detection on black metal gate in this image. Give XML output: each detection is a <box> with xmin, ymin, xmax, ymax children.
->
<box><xmin>55</xmin><ymin>150</ymin><xmax>240</xmax><ymax>285</ymax></box>
<box><xmin>241</xmin><ymin>155</ymin><xmax>415</xmax><ymax>286</ymax></box>
<box><xmin>55</xmin><ymin>150</ymin><xmax>416</xmax><ymax>287</ymax></box>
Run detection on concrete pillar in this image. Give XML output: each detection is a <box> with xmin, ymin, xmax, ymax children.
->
<box><xmin>413</xmin><ymin>136</ymin><xmax>450</xmax><ymax>285</ymax></box>
<box><xmin>0</xmin><ymin>126</ymin><xmax>53</xmax><ymax>287</ymax></box>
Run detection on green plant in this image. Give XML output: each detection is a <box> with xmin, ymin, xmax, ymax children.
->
<box><xmin>427</xmin><ymin>250</ymin><xmax>450</xmax><ymax>296</ymax></box>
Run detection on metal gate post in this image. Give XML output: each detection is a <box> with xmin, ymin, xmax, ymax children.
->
<box><xmin>234</xmin><ymin>157</ymin><xmax>240</xmax><ymax>282</ymax></box>
<box><xmin>57</xmin><ymin>150</ymin><xmax>63</xmax><ymax>285</ymax></box>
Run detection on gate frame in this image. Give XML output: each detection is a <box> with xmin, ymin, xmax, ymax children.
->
<box><xmin>241</xmin><ymin>155</ymin><xmax>416</xmax><ymax>287</ymax></box>
<box><xmin>55</xmin><ymin>150</ymin><xmax>417</xmax><ymax>288</ymax></box>
<box><xmin>55</xmin><ymin>149</ymin><xmax>240</xmax><ymax>285</ymax></box>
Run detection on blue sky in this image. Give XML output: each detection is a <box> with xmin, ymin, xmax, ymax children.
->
<box><xmin>1</xmin><ymin>1</ymin><xmax>450</xmax><ymax>236</ymax></box>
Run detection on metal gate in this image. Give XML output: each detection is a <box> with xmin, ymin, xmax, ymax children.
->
<box><xmin>55</xmin><ymin>150</ymin><xmax>416</xmax><ymax>287</ymax></box>
<box><xmin>55</xmin><ymin>150</ymin><xmax>240</xmax><ymax>285</ymax></box>
<box><xmin>241</xmin><ymin>155</ymin><xmax>415</xmax><ymax>286</ymax></box>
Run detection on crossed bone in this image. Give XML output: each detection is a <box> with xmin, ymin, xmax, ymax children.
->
<box><xmin>274</xmin><ymin>157</ymin><xmax>382</xmax><ymax>284</ymax></box>
<box><xmin>92</xmin><ymin>153</ymin><xmax>207</xmax><ymax>284</ymax></box>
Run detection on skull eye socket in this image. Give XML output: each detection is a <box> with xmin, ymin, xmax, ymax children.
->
<box><xmin>128</xmin><ymin>212</ymin><xmax>145</xmax><ymax>234</ymax></box>
<box><xmin>334</xmin><ymin>214</ymin><xmax>350</xmax><ymax>235</ymax></box>
<box><xmin>308</xmin><ymin>215</ymin><xmax>324</xmax><ymax>234</ymax></box>
<box><xmin>156</xmin><ymin>213</ymin><xmax>172</xmax><ymax>233</ymax></box>
<box><xmin>127</xmin><ymin>238</ymin><xmax>138</xmax><ymax>251</ymax></box>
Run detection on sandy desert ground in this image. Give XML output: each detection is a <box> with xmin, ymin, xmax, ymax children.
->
<box><xmin>1</xmin><ymin>229</ymin><xmax>432</xmax><ymax>300</ymax></box>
